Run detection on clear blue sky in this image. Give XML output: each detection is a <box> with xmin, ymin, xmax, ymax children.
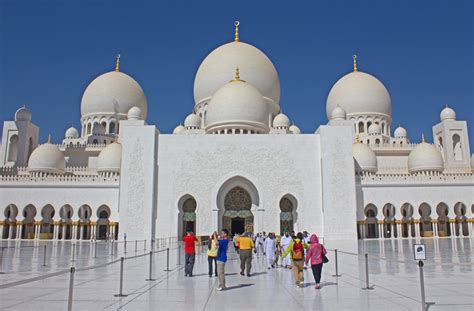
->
<box><xmin>0</xmin><ymin>0</ymin><xmax>473</xmax><ymax>147</ymax></box>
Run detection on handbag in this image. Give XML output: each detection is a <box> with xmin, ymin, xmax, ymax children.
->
<box><xmin>322</xmin><ymin>254</ymin><xmax>329</xmax><ymax>263</ymax></box>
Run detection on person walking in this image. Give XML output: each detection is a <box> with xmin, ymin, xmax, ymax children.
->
<box><xmin>207</xmin><ymin>231</ymin><xmax>219</xmax><ymax>277</ymax></box>
<box><xmin>274</xmin><ymin>235</ymin><xmax>281</xmax><ymax>267</ymax></box>
<box><xmin>255</xmin><ymin>233</ymin><xmax>261</xmax><ymax>257</ymax></box>
<box><xmin>280</xmin><ymin>231</ymin><xmax>292</xmax><ymax>269</ymax></box>
<box><xmin>305</xmin><ymin>234</ymin><xmax>327</xmax><ymax>289</ymax></box>
<box><xmin>233</xmin><ymin>234</ymin><xmax>240</xmax><ymax>254</ymax></box>
<box><xmin>182</xmin><ymin>230</ymin><xmax>198</xmax><ymax>277</ymax></box>
<box><xmin>302</xmin><ymin>231</ymin><xmax>310</xmax><ymax>269</ymax></box>
<box><xmin>216</xmin><ymin>229</ymin><xmax>229</xmax><ymax>291</ymax></box>
<box><xmin>264</xmin><ymin>232</ymin><xmax>276</xmax><ymax>269</ymax></box>
<box><xmin>282</xmin><ymin>232</ymin><xmax>308</xmax><ymax>288</ymax></box>
<box><xmin>237</xmin><ymin>232</ymin><xmax>254</xmax><ymax>276</ymax></box>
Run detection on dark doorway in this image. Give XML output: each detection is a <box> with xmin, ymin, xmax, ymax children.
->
<box><xmin>231</xmin><ymin>218</ymin><xmax>245</xmax><ymax>235</ymax></box>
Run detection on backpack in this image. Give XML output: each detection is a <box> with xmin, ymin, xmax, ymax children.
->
<box><xmin>292</xmin><ymin>241</ymin><xmax>303</xmax><ymax>260</ymax></box>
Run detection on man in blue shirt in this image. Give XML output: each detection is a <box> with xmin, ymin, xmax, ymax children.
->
<box><xmin>216</xmin><ymin>229</ymin><xmax>229</xmax><ymax>291</ymax></box>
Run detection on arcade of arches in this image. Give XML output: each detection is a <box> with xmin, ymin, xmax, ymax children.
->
<box><xmin>358</xmin><ymin>202</ymin><xmax>473</xmax><ymax>239</ymax></box>
<box><xmin>1</xmin><ymin>204</ymin><xmax>118</xmax><ymax>240</ymax></box>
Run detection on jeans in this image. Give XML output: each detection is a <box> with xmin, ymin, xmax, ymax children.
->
<box><xmin>208</xmin><ymin>256</ymin><xmax>217</xmax><ymax>276</ymax></box>
<box><xmin>185</xmin><ymin>253</ymin><xmax>195</xmax><ymax>276</ymax></box>
<box><xmin>217</xmin><ymin>261</ymin><xmax>226</xmax><ymax>288</ymax></box>
<box><xmin>240</xmin><ymin>249</ymin><xmax>252</xmax><ymax>275</ymax></box>
<box><xmin>311</xmin><ymin>263</ymin><xmax>323</xmax><ymax>284</ymax></box>
<box><xmin>292</xmin><ymin>259</ymin><xmax>304</xmax><ymax>285</ymax></box>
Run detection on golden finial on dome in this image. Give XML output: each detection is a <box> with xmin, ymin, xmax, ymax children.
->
<box><xmin>353</xmin><ymin>54</ymin><xmax>358</xmax><ymax>72</ymax></box>
<box><xmin>234</xmin><ymin>21</ymin><xmax>240</xmax><ymax>42</ymax></box>
<box><xmin>115</xmin><ymin>54</ymin><xmax>121</xmax><ymax>72</ymax></box>
<box><xmin>47</xmin><ymin>134</ymin><xmax>51</xmax><ymax>144</ymax></box>
<box><xmin>235</xmin><ymin>66</ymin><xmax>240</xmax><ymax>80</ymax></box>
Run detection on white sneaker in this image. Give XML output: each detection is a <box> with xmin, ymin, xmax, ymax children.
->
<box><xmin>216</xmin><ymin>287</ymin><xmax>223</xmax><ymax>291</ymax></box>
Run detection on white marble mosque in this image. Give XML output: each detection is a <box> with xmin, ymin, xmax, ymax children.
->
<box><xmin>0</xmin><ymin>22</ymin><xmax>473</xmax><ymax>243</ymax></box>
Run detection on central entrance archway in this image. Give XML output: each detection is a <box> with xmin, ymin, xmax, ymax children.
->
<box><xmin>223</xmin><ymin>187</ymin><xmax>254</xmax><ymax>236</ymax></box>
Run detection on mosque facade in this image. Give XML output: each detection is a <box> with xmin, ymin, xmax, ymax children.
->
<box><xmin>0</xmin><ymin>23</ymin><xmax>473</xmax><ymax>243</ymax></box>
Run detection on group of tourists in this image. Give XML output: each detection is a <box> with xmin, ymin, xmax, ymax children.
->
<box><xmin>182</xmin><ymin>229</ymin><xmax>327</xmax><ymax>291</ymax></box>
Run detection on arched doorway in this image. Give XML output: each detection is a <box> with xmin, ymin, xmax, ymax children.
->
<box><xmin>436</xmin><ymin>203</ymin><xmax>450</xmax><ymax>237</ymax></box>
<box><xmin>40</xmin><ymin>205</ymin><xmax>55</xmax><ymax>239</ymax></box>
<box><xmin>401</xmin><ymin>203</ymin><xmax>415</xmax><ymax>237</ymax></box>
<box><xmin>21</xmin><ymin>204</ymin><xmax>37</xmax><ymax>239</ymax></box>
<box><xmin>280</xmin><ymin>195</ymin><xmax>297</xmax><ymax>235</ymax></box>
<box><xmin>96</xmin><ymin>205</ymin><xmax>111</xmax><ymax>240</ymax></box>
<box><xmin>364</xmin><ymin>204</ymin><xmax>378</xmax><ymax>238</ymax></box>
<box><xmin>419</xmin><ymin>203</ymin><xmax>433</xmax><ymax>237</ymax></box>
<box><xmin>223</xmin><ymin>187</ymin><xmax>253</xmax><ymax>236</ymax></box>
<box><xmin>382</xmin><ymin>203</ymin><xmax>396</xmax><ymax>238</ymax></box>
<box><xmin>78</xmin><ymin>205</ymin><xmax>92</xmax><ymax>240</ymax></box>
<box><xmin>2</xmin><ymin>204</ymin><xmax>18</xmax><ymax>239</ymax></box>
<box><xmin>454</xmin><ymin>202</ymin><xmax>468</xmax><ymax>236</ymax></box>
<box><xmin>59</xmin><ymin>205</ymin><xmax>73</xmax><ymax>240</ymax></box>
<box><xmin>178</xmin><ymin>196</ymin><xmax>197</xmax><ymax>238</ymax></box>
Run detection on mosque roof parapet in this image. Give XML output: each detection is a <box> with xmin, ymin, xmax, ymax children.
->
<box><xmin>356</xmin><ymin>171</ymin><xmax>474</xmax><ymax>185</ymax></box>
<box><xmin>0</xmin><ymin>172</ymin><xmax>119</xmax><ymax>185</ymax></box>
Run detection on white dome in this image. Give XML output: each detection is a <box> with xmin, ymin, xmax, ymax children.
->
<box><xmin>440</xmin><ymin>106</ymin><xmax>456</xmax><ymax>121</ymax></box>
<box><xmin>127</xmin><ymin>106</ymin><xmax>142</xmax><ymax>120</ymax></box>
<box><xmin>408</xmin><ymin>141</ymin><xmax>444</xmax><ymax>173</ymax></box>
<box><xmin>330</xmin><ymin>106</ymin><xmax>346</xmax><ymax>120</ymax></box>
<box><xmin>273</xmin><ymin>113</ymin><xmax>290</xmax><ymax>128</ymax></box>
<box><xmin>368</xmin><ymin>123</ymin><xmax>382</xmax><ymax>135</ymax></box>
<box><xmin>15</xmin><ymin>106</ymin><xmax>32</xmax><ymax>122</ymax></box>
<box><xmin>173</xmin><ymin>125</ymin><xmax>186</xmax><ymax>134</ymax></box>
<box><xmin>97</xmin><ymin>142</ymin><xmax>122</xmax><ymax>173</ymax></box>
<box><xmin>194</xmin><ymin>41</ymin><xmax>280</xmax><ymax>112</ymax></box>
<box><xmin>394</xmin><ymin>125</ymin><xmax>407</xmax><ymax>138</ymax></box>
<box><xmin>65</xmin><ymin>127</ymin><xmax>79</xmax><ymax>139</ymax></box>
<box><xmin>205</xmin><ymin>79</ymin><xmax>270</xmax><ymax>133</ymax></box>
<box><xmin>326</xmin><ymin>71</ymin><xmax>392</xmax><ymax>120</ymax></box>
<box><xmin>81</xmin><ymin>71</ymin><xmax>147</xmax><ymax>119</ymax></box>
<box><xmin>184</xmin><ymin>114</ymin><xmax>202</xmax><ymax>129</ymax></box>
<box><xmin>28</xmin><ymin>140</ymin><xmax>65</xmax><ymax>174</ymax></box>
<box><xmin>353</xmin><ymin>141</ymin><xmax>377</xmax><ymax>173</ymax></box>
<box><xmin>289</xmin><ymin>125</ymin><xmax>301</xmax><ymax>134</ymax></box>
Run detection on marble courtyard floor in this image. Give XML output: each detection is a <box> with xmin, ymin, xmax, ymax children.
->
<box><xmin>0</xmin><ymin>237</ymin><xmax>473</xmax><ymax>310</ymax></box>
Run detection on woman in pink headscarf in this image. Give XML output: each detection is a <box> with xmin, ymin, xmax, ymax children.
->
<box><xmin>305</xmin><ymin>234</ymin><xmax>327</xmax><ymax>289</ymax></box>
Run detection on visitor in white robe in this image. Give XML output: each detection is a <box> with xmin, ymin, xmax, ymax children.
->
<box><xmin>264</xmin><ymin>233</ymin><xmax>276</xmax><ymax>269</ymax></box>
<box><xmin>280</xmin><ymin>231</ymin><xmax>292</xmax><ymax>268</ymax></box>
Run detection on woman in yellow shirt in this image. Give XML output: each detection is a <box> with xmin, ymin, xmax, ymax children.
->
<box><xmin>207</xmin><ymin>231</ymin><xmax>219</xmax><ymax>277</ymax></box>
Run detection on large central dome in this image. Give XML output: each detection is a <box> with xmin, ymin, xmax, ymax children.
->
<box><xmin>194</xmin><ymin>40</ymin><xmax>280</xmax><ymax>113</ymax></box>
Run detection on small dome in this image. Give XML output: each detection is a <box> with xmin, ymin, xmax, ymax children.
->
<box><xmin>65</xmin><ymin>127</ymin><xmax>79</xmax><ymax>139</ymax></box>
<box><xmin>408</xmin><ymin>141</ymin><xmax>444</xmax><ymax>173</ymax></box>
<box><xmin>394</xmin><ymin>125</ymin><xmax>407</xmax><ymax>138</ymax></box>
<box><xmin>327</xmin><ymin>71</ymin><xmax>391</xmax><ymax>120</ymax></box>
<box><xmin>440</xmin><ymin>106</ymin><xmax>456</xmax><ymax>121</ymax></box>
<box><xmin>330</xmin><ymin>106</ymin><xmax>346</xmax><ymax>120</ymax></box>
<box><xmin>273</xmin><ymin>113</ymin><xmax>290</xmax><ymax>128</ymax></box>
<box><xmin>368</xmin><ymin>123</ymin><xmax>382</xmax><ymax>135</ymax></box>
<box><xmin>289</xmin><ymin>124</ymin><xmax>301</xmax><ymax>134</ymax></box>
<box><xmin>205</xmin><ymin>78</ymin><xmax>270</xmax><ymax>133</ymax></box>
<box><xmin>97</xmin><ymin>142</ymin><xmax>122</xmax><ymax>173</ymax></box>
<box><xmin>353</xmin><ymin>141</ymin><xmax>377</xmax><ymax>173</ymax></box>
<box><xmin>28</xmin><ymin>139</ymin><xmax>65</xmax><ymax>174</ymax></box>
<box><xmin>15</xmin><ymin>106</ymin><xmax>32</xmax><ymax>122</ymax></box>
<box><xmin>81</xmin><ymin>71</ymin><xmax>147</xmax><ymax>120</ymax></box>
<box><xmin>184</xmin><ymin>114</ymin><xmax>201</xmax><ymax>129</ymax></box>
<box><xmin>173</xmin><ymin>125</ymin><xmax>186</xmax><ymax>134</ymax></box>
<box><xmin>127</xmin><ymin>106</ymin><xmax>142</xmax><ymax>120</ymax></box>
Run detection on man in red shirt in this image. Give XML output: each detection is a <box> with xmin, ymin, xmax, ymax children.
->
<box><xmin>183</xmin><ymin>230</ymin><xmax>198</xmax><ymax>277</ymax></box>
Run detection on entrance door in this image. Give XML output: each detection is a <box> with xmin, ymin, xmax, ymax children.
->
<box><xmin>231</xmin><ymin>217</ymin><xmax>245</xmax><ymax>235</ymax></box>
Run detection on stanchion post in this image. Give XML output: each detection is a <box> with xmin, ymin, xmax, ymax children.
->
<box><xmin>144</xmin><ymin>240</ymin><xmax>147</xmax><ymax>251</ymax></box>
<box><xmin>418</xmin><ymin>260</ymin><xmax>427</xmax><ymax>311</ymax></box>
<box><xmin>124</xmin><ymin>239</ymin><xmax>127</xmax><ymax>254</ymax></box>
<box><xmin>332</xmin><ymin>249</ymin><xmax>341</xmax><ymax>277</ymax></box>
<box><xmin>177</xmin><ymin>243</ymin><xmax>182</xmax><ymax>265</ymax></box>
<box><xmin>146</xmin><ymin>251</ymin><xmax>155</xmax><ymax>281</ymax></box>
<box><xmin>67</xmin><ymin>267</ymin><xmax>75</xmax><ymax>311</ymax></box>
<box><xmin>94</xmin><ymin>241</ymin><xmax>98</xmax><ymax>259</ymax></box>
<box><xmin>362</xmin><ymin>253</ymin><xmax>374</xmax><ymax>290</ymax></box>
<box><xmin>0</xmin><ymin>247</ymin><xmax>5</xmax><ymax>274</ymax></box>
<box><xmin>164</xmin><ymin>247</ymin><xmax>171</xmax><ymax>271</ymax></box>
<box><xmin>135</xmin><ymin>240</ymin><xmax>138</xmax><ymax>253</ymax></box>
<box><xmin>114</xmin><ymin>257</ymin><xmax>128</xmax><ymax>297</ymax></box>
<box><xmin>42</xmin><ymin>245</ymin><xmax>47</xmax><ymax>266</ymax></box>
<box><xmin>71</xmin><ymin>244</ymin><xmax>76</xmax><ymax>263</ymax></box>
